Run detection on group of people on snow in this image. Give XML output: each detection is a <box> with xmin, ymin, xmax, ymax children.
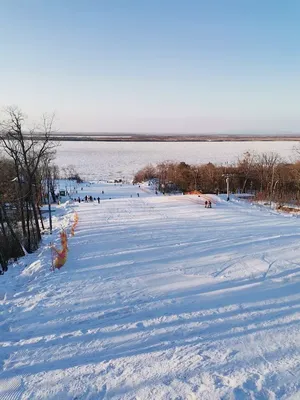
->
<box><xmin>75</xmin><ymin>196</ymin><xmax>101</xmax><ymax>203</ymax></box>
<box><xmin>204</xmin><ymin>200</ymin><xmax>212</xmax><ymax>208</ymax></box>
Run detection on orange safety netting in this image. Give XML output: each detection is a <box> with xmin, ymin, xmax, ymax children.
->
<box><xmin>51</xmin><ymin>212</ymin><xmax>79</xmax><ymax>270</ymax></box>
<box><xmin>52</xmin><ymin>246</ymin><xmax>68</xmax><ymax>269</ymax></box>
<box><xmin>51</xmin><ymin>229</ymin><xmax>68</xmax><ymax>270</ymax></box>
<box><xmin>70</xmin><ymin>212</ymin><xmax>79</xmax><ymax>236</ymax></box>
<box><xmin>60</xmin><ymin>230</ymin><xmax>68</xmax><ymax>249</ymax></box>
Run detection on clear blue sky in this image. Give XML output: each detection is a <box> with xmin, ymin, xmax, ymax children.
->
<box><xmin>1</xmin><ymin>0</ymin><xmax>300</xmax><ymax>133</ymax></box>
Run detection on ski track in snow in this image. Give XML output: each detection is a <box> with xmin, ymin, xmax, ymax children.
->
<box><xmin>1</xmin><ymin>182</ymin><xmax>300</xmax><ymax>399</ymax></box>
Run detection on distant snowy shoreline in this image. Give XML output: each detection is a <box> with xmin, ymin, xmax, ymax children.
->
<box><xmin>54</xmin><ymin>140</ymin><xmax>298</xmax><ymax>181</ymax></box>
<box><xmin>41</xmin><ymin>134</ymin><xmax>300</xmax><ymax>142</ymax></box>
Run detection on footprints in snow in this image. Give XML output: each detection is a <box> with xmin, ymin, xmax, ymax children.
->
<box><xmin>232</xmin><ymin>373</ymin><xmax>270</xmax><ymax>400</ymax></box>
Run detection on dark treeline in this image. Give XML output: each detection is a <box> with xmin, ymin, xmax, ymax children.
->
<box><xmin>134</xmin><ymin>151</ymin><xmax>300</xmax><ymax>203</ymax></box>
<box><xmin>0</xmin><ymin>107</ymin><xmax>59</xmax><ymax>274</ymax></box>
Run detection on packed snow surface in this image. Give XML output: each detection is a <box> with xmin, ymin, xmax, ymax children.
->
<box><xmin>1</xmin><ymin>182</ymin><xmax>300</xmax><ymax>399</ymax></box>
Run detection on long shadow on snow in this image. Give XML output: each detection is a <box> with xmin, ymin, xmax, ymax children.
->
<box><xmin>4</xmin><ymin>293</ymin><xmax>300</xmax><ymax>356</ymax></box>
<box><xmin>64</xmin><ymin>250</ymin><xmax>300</xmax><ymax>293</ymax></box>
<box><xmin>10</xmin><ymin>265</ymin><xmax>300</xmax><ymax>340</ymax></box>
<box><xmin>1</xmin><ymin>314</ymin><xmax>300</xmax><ymax>381</ymax></box>
<box><xmin>3</xmin><ymin>275</ymin><xmax>300</xmax><ymax>366</ymax></box>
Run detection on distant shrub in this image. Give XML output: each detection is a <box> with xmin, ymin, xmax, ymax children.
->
<box><xmin>133</xmin><ymin>164</ymin><xmax>157</xmax><ymax>183</ymax></box>
<box><xmin>68</xmin><ymin>173</ymin><xmax>83</xmax><ymax>183</ymax></box>
<box><xmin>133</xmin><ymin>150</ymin><xmax>300</xmax><ymax>201</ymax></box>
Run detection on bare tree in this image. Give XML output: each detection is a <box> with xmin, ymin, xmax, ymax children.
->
<box><xmin>0</xmin><ymin>157</ymin><xmax>25</xmax><ymax>271</ymax></box>
<box><xmin>237</xmin><ymin>151</ymin><xmax>257</xmax><ymax>193</ymax></box>
<box><xmin>0</xmin><ymin>106</ymin><xmax>57</xmax><ymax>252</ymax></box>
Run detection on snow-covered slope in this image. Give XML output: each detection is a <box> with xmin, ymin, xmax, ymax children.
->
<box><xmin>1</xmin><ymin>183</ymin><xmax>300</xmax><ymax>399</ymax></box>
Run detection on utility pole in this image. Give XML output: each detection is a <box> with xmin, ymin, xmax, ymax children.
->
<box><xmin>222</xmin><ymin>162</ymin><xmax>231</xmax><ymax>201</ymax></box>
<box><xmin>226</xmin><ymin>177</ymin><xmax>230</xmax><ymax>201</ymax></box>
<box><xmin>222</xmin><ymin>173</ymin><xmax>231</xmax><ymax>201</ymax></box>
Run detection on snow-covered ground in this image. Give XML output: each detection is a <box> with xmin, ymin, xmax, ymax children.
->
<box><xmin>55</xmin><ymin>141</ymin><xmax>298</xmax><ymax>181</ymax></box>
<box><xmin>1</xmin><ymin>182</ymin><xmax>300</xmax><ymax>399</ymax></box>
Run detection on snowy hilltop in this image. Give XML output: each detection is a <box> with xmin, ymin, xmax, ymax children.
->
<box><xmin>1</xmin><ymin>181</ymin><xmax>300</xmax><ymax>399</ymax></box>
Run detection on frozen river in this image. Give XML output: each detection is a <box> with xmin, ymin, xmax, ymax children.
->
<box><xmin>55</xmin><ymin>141</ymin><xmax>297</xmax><ymax>181</ymax></box>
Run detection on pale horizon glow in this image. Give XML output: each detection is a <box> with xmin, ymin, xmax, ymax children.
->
<box><xmin>1</xmin><ymin>1</ymin><xmax>300</xmax><ymax>134</ymax></box>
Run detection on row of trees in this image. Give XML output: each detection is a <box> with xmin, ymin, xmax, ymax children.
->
<box><xmin>0</xmin><ymin>107</ymin><xmax>59</xmax><ymax>273</ymax></box>
<box><xmin>133</xmin><ymin>151</ymin><xmax>300</xmax><ymax>204</ymax></box>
